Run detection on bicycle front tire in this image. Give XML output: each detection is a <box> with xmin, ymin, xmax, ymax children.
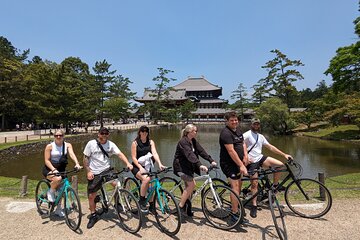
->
<box><xmin>285</xmin><ymin>178</ymin><xmax>332</xmax><ymax>218</ymax></box>
<box><xmin>115</xmin><ymin>188</ymin><xmax>142</xmax><ymax>234</ymax></box>
<box><xmin>202</xmin><ymin>185</ymin><xmax>244</xmax><ymax>230</ymax></box>
<box><xmin>63</xmin><ymin>187</ymin><xmax>82</xmax><ymax>231</ymax></box>
<box><xmin>268</xmin><ymin>190</ymin><xmax>288</xmax><ymax>240</ymax></box>
<box><xmin>154</xmin><ymin>189</ymin><xmax>181</xmax><ymax>236</ymax></box>
<box><xmin>35</xmin><ymin>180</ymin><xmax>52</xmax><ymax>216</ymax></box>
<box><xmin>123</xmin><ymin>177</ymin><xmax>140</xmax><ymax>199</ymax></box>
<box><xmin>159</xmin><ymin>176</ymin><xmax>183</xmax><ymax>201</ymax></box>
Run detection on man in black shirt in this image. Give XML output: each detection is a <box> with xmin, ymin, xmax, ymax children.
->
<box><xmin>219</xmin><ymin>111</ymin><xmax>249</xmax><ymax>219</ymax></box>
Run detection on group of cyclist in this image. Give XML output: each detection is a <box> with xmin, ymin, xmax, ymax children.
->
<box><xmin>42</xmin><ymin>110</ymin><xmax>292</xmax><ymax>230</ymax></box>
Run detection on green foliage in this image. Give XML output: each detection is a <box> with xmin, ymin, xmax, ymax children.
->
<box><xmin>179</xmin><ymin>99</ymin><xmax>197</xmax><ymax>123</ymax></box>
<box><xmin>256</xmin><ymin>97</ymin><xmax>295</xmax><ymax>134</ymax></box>
<box><xmin>230</xmin><ymin>83</ymin><xmax>249</xmax><ymax>120</ymax></box>
<box><xmin>148</xmin><ymin>68</ymin><xmax>177</xmax><ymax>124</ymax></box>
<box><xmin>325</xmin><ymin>3</ymin><xmax>360</xmax><ymax>93</ymax></box>
<box><xmin>259</xmin><ymin>49</ymin><xmax>304</xmax><ymax>108</ymax></box>
<box><xmin>303</xmin><ymin>125</ymin><xmax>359</xmax><ymax>140</ymax></box>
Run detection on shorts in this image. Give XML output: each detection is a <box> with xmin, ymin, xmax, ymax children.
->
<box><xmin>178</xmin><ymin>172</ymin><xmax>194</xmax><ymax>182</ymax></box>
<box><xmin>131</xmin><ymin>162</ymin><xmax>144</xmax><ymax>178</ymax></box>
<box><xmin>87</xmin><ymin>168</ymin><xmax>115</xmax><ymax>194</ymax></box>
<box><xmin>247</xmin><ymin>156</ymin><xmax>267</xmax><ymax>175</ymax></box>
<box><xmin>220</xmin><ymin>161</ymin><xmax>241</xmax><ymax>180</ymax></box>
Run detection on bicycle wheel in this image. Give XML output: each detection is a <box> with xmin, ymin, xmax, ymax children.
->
<box><xmin>63</xmin><ymin>187</ymin><xmax>82</xmax><ymax>231</ymax></box>
<box><xmin>159</xmin><ymin>177</ymin><xmax>183</xmax><ymax>201</ymax></box>
<box><xmin>154</xmin><ymin>189</ymin><xmax>181</xmax><ymax>236</ymax></box>
<box><xmin>268</xmin><ymin>190</ymin><xmax>287</xmax><ymax>240</ymax></box>
<box><xmin>115</xmin><ymin>189</ymin><xmax>142</xmax><ymax>234</ymax></box>
<box><xmin>202</xmin><ymin>185</ymin><xmax>244</xmax><ymax>230</ymax></box>
<box><xmin>285</xmin><ymin>178</ymin><xmax>332</xmax><ymax>218</ymax></box>
<box><xmin>35</xmin><ymin>180</ymin><xmax>52</xmax><ymax>216</ymax></box>
<box><xmin>201</xmin><ymin>177</ymin><xmax>229</xmax><ymax>199</ymax></box>
<box><xmin>123</xmin><ymin>177</ymin><xmax>140</xmax><ymax>199</ymax></box>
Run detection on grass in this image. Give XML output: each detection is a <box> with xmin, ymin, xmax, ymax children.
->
<box><xmin>0</xmin><ymin>139</ymin><xmax>48</xmax><ymax>151</ymax></box>
<box><xmin>302</xmin><ymin>124</ymin><xmax>360</xmax><ymax>140</ymax></box>
<box><xmin>1</xmin><ymin>172</ymin><xmax>360</xmax><ymax>202</ymax></box>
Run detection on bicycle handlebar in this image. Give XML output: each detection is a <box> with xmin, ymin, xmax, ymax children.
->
<box><xmin>47</xmin><ymin>167</ymin><xmax>82</xmax><ymax>177</ymax></box>
<box><xmin>141</xmin><ymin>167</ymin><xmax>172</xmax><ymax>177</ymax></box>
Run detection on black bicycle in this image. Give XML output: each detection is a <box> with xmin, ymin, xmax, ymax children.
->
<box><xmin>94</xmin><ymin>168</ymin><xmax>142</xmax><ymax>234</ymax></box>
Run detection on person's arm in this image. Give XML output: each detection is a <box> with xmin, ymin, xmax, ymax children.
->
<box><xmin>83</xmin><ymin>155</ymin><xmax>94</xmax><ymax>180</ymax></box>
<box><xmin>242</xmin><ymin>142</ymin><xmax>249</xmax><ymax>166</ymax></box>
<box><xmin>66</xmin><ymin>143</ymin><xmax>81</xmax><ymax>169</ymax></box>
<box><xmin>194</xmin><ymin>140</ymin><xmax>217</xmax><ymax>166</ymax></box>
<box><xmin>150</xmin><ymin>140</ymin><xmax>165</xmax><ymax>170</ymax></box>
<box><xmin>224</xmin><ymin>144</ymin><xmax>248</xmax><ymax>175</ymax></box>
<box><xmin>264</xmin><ymin>143</ymin><xmax>293</xmax><ymax>160</ymax></box>
<box><xmin>44</xmin><ymin>144</ymin><xmax>57</xmax><ymax>172</ymax></box>
<box><xmin>117</xmin><ymin>151</ymin><xmax>133</xmax><ymax>170</ymax></box>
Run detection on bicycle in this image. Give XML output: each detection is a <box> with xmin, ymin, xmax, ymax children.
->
<box><xmin>159</xmin><ymin>166</ymin><xmax>244</xmax><ymax>230</ymax></box>
<box><xmin>35</xmin><ymin>168</ymin><xmax>82</xmax><ymax>231</ymax></box>
<box><xmin>124</xmin><ymin>167</ymin><xmax>182</xmax><ymax>236</ymax></box>
<box><xmin>212</xmin><ymin>159</ymin><xmax>332</xmax><ymax>219</ymax></box>
<box><xmin>93</xmin><ymin>168</ymin><xmax>142</xmax><ymax>234</ymax></box>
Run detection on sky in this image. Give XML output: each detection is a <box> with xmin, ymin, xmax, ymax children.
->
<box><xmin>1</xmin><ymin>0</ymin><xmax>358</xmax><ymax>103</ymax></box>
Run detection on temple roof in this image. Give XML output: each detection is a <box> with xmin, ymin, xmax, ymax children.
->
<box><xmin>173</xmin><ymin>76</ymin><xmax>221</xmax><ymax>91</ymax></box>
<box><xmin>135</xmin><ymin>88</ymin><xmax>187</xmax><ymax>101</ymax></box>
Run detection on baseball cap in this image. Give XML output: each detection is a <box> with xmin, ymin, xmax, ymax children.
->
<box><xmin>99</xmin><ymin>127</ymin><xmax>109</xmax><ymax>134</ymax></box>
<box><xmin>251</xmin><ymin>118</ymin><xmax>261</xmax><ymax>124</ymax></box>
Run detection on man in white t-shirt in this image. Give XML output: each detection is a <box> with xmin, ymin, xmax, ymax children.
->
<box><xmin>243</xmin><ymin>118</ymin><xmax>293</xmax><ymax>218</ymax></box>
<box><xmin>83</xmin><ymin>127</ymin><xmax>133</xmax><ymax>229</ymax></box>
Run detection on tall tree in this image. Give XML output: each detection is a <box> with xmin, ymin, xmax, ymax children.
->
<box><xmin>92</xmin><ymin>59</ymin><xmax>116</xmax><ymax>127</ymax></box>
<box><xmin>324</xmin><ymin>5</ymin><xmax>360</xmax><ymax>93</ymax></box>
<box><xmin>148</xmin><ymin>68</ymin><xmax>176</xmax><ymax>124</ymax></box>
<box><xmin>0</xmin><ymin>36</ymin><xmax>29</xmax><ymax>130</ymax></box>
<box><xmin>105</xmin><ymin>74</ymin><xmax>136</xmax><ymax>123</ymax></box>
<box><xmin>230</xmin><ymin>83</ymin><xmax>249</xmax><ymax>120</ymax></box>
<box><xmin>260</xmin><ymin>49</ymin><xmax>304</xmax><ymax>107</ymax></box>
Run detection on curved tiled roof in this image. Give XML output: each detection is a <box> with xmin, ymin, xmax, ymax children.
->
<box><xmin>173</xmin><ymin>77</ymin><xmax>221</xmax><ymax>91</ymax></box>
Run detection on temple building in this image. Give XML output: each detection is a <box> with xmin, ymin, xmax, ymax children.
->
<box><xmin>135</xmin><ymin>76</ymin><xmax>229</xmax><ymax>122</ymax></box>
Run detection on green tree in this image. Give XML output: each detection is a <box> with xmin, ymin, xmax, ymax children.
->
<box><xmin>0</xmin><ymin>36</ymin><xmax>29</xmax><ymax>130</ymax></box>
<box><xmin>148</xmin><ymin>68</ymin><xmax>176</xmax><ymax>124</ymax></box>
<box><xmin>57</xmin><ymin>57</ymin><xmax>95</xmax><ymax>132</ymax></box>
<box><xmin>325</xmin><ymin>3</ymin><xmax>360</xmax><ymax>93</ymax></box>
<box><xmin>251</xmin><ymin>83</ymin><xmax>268</xmax><ymax>106</ymax></box>
<box><xmin>230</xmin><ymin>83</ymin><xmax>249</xmax><ymax>120</ymax></box>
<box><xmin>106</xmin><ymin>74</ymin><xmax>136</xmax><ymax>123</ymax></box>
<box><xmin>179</xmin><ymin>99</ymin><xmax>197</xmax><ymax>123</ymax></box>
<box><xmin>92</xmin><ymin>59</ymin><xmax>116</xmax><ymax>127</ymax></box>
<box><xmin>256</xmin><ymin>97</ymin><xmax>295</xmax><ymax>134</ymax></box>
<box><xmin>260</xmin><ymin>49</ymin><xmax>304</xmax><ymax>107</ymax></box>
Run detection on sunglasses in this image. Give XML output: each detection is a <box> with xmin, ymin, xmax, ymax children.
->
<box><xmin>54</xmin><ymin>134</ymin><xmax>63</xmax><ymax>137</ymax></box>
<box><xmin>100</xmin><ymin>132</ymin><xmax>109</xmax><ymax>135</ymax></box>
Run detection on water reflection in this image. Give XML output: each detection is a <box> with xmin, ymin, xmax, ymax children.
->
<box><xmin>0</xmin><ymin>125</ymin><xmax>359</xmax><ymax>182</ymax></box>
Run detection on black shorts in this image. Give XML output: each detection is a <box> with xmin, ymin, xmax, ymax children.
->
<box><xmin>131</xmin><ymin>162</ymin><xmax>145</xmax><ymax>179</ymax></box>
<box><xmin>87</xmin><ymin>168</ymin><xmax>115</xmax><ymax>194</ymax></box>
<box><xmin>247</xmin><ymin>156</ymin><xmax>268</xmax><ymax>175</ymax></box>
<box><xmin>220</xmin><ymin>161</ymin><xmax>241</xmax><ymax>180</ymax></box>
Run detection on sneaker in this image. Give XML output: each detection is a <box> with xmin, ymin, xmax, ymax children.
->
<box><xmin>47</xmin><ymin>189</ymin><xmax>55</xmax><ymax>202</ymax></box>
<box><xmin>87</xmin><ymin>213</ymin><xmax>99</xmax><ymax>229</ymax></box>
<box><xmin>250</xmin><ymin>205</ymin><xmax>257</xmax><ymax>218</ymax></box>
<box><xmin>139</xmin><ymin>200</ymin><xmax>148</xmax><ymax>212</ymax></box>
<box><xmin>149</xmin><ymin>202</ymin><xmax>156</xmax><ymax>214</ymax></box>
<box><xmin>179</xmin><ymin>204</ymin><xmax>187</xmax><ymax>217</ymax></box>
<box><xmin>185</xmin><ymin>199</ymin><xmax>194</xmax><ymax>217</ymax></box>
<box><xmin>54</xmin><ymin>205</ymin><xmax>65</xmax><ymax>217</ymax></box>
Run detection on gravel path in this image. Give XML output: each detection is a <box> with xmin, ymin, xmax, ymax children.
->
<box><xmin>0</xmin><ymin>197</ymin><xmax>358</xmax><ymax>240</ymax></box>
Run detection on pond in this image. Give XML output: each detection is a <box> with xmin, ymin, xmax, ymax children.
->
<box><xmin>1</xmin><ymin>124</ymin><xmax>359</xmax><ymax>183</ymax></box>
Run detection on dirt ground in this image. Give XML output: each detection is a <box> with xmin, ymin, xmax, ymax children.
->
<box><xmin>0</xmin><ymin>197</ymin><xmax>358</xmax><ymax>240</ymax></box>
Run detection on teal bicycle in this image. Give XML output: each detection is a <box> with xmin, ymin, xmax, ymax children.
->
<box><xmin>124</xmin><ymin>167</ymin><xmax>182</xmax><ymax>236</ymax></box>
<box><xmin>35</xmin><ymin>168</ymin><xmax>82</xmax><ymax>231</ymax></box>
